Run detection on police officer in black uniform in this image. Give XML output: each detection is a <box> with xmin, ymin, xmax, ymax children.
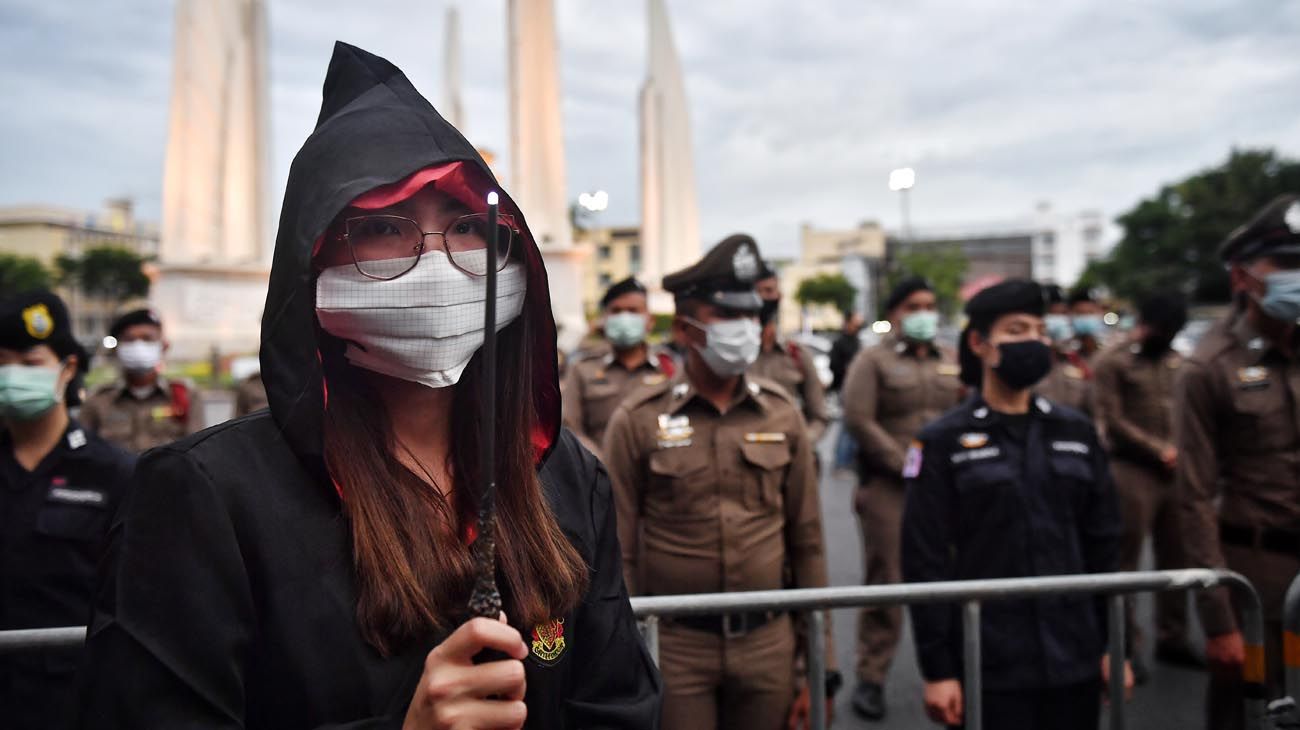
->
<box><xmin>0</xmin><ymin>290</ymin><xmax>135</xmax><ymax>729</ymax></box>
<box><xmin>900</xmin><ymin>279</ymin><xmax>1127</xmax><ymax>729</ymax></box>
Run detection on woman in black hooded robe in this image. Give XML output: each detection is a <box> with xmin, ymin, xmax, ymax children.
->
<box><xmin>75</xmin><ymin>43</ymin><xmax>661</xmax><ymax>730</ymax></box>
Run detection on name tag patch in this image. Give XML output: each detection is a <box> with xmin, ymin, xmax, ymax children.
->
<box><xmin>48</xmin><ymin>487</ymin><xmax>106</xmax><ymax>506</ymax></box>
<box><xmin>958</xmin><ymin>432</ymin><xmax>989</xmax><ymax>449</ymax></box>
<box><xmin>1051</xmin><ymin>441</ymin><xmax>1090</xmax><ymax>456</ymax></box>
<box><xmin>951</xmin><ymin>446</ymin><xmax>1001</xmax><ymax>465</ymax></box>
<box><xmin>936</xmin><ymin>363</ymin><xmax>961</xmax><ymax>377</ymax></box>
<box><xmin>744</xmin><ymin>432</ymin><xmax>787</xmax><ymax>443</ymax></box>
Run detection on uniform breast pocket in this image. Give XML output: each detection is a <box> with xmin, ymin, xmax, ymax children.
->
<box><xmin>36</xmin><ymin>501</ymin><xmax>110</xmax><ymax>542</ymax></box>
<box><xmin>1048</xmin><ymin>455</ymin><xmax>1096</xmax><ymax>512</ymax></box>
<box><xmin>953</xmin><ymin>460</ymin><xmax>1017</xmax><ymax>513</ymax></box>
<box><xmin>739</xmin><ymin>441</ymin><xmax>793</xmax><ymax>512</ymax></box>
<box><xmin>648</xmin><ymin>449</ymin><xmax>711</xmax><ymax>515</ymax></box>
<box><xmin>1230</xmin><ymin>385</ymin><xmax>1290</xmax><ymax>450</ymax></box>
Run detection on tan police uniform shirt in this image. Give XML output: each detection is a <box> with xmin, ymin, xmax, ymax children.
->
<box><xmin>1092</xmin><ymin>341</ymin><xmax>1180</xmax><ymax>464</ymax></box>
<box><xmin>1178</xmin><ymin>309</ymin><xmax>1300</xmax><ymax>634</ymax></box>
<box><xmin>842</xmin><ymin>337</ymin><xmax>963</xmax><ymax>485</ymax></box>
<box><xmin>1038</xmin><ymin>356</ymin><xmax>1092</xmax><ymax>414</ymax></box>
<box><xmin>79</xmin><ymin>378</ymin><xmax>197</xmax><ymax>453</ymax></box>
<box><xmin>602</xmin><ymin>374</ymin><xmax>829</xmax><ymax>599</ymax></box>
<box><xmin>750</xmin><ymin>341</ymin><xmax>829</xmax><ymax>444</ymax></box>
<box><xmin>561</xmin><ymin>348</ymin><xmax>672</xmax><ymax>461</ymax></box>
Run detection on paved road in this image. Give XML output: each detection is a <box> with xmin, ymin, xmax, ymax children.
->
<box><xmin>817</xmin><ymin>421</ymin><xmax>1212</xmax><ymax>729</ymax></box>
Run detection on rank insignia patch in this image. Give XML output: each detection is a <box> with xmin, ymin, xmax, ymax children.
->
<box><xmin>530</xmin><ymin>617</ymin><xmax>567</xmax><ymax>665</ymax></box>
<box><xmin>902</xmin><ymin>440</ymin><xmax>924</xmax><ymax>479</ymax></box>
<box><xmin>958</xmin><ymin>432</ymin><xmax>989</xmax><ymax>449</ymax></box>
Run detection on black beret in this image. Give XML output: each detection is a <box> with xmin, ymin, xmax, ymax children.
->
<box><xmin>964</xmin><ymin>278</ymin><xmax>1046</xmax><ymax>331</ymax></box>
<box><xmin>1066</xmin><ymin>287</ymin><xmax>1096</xmax><ymax>306</ymax></box>
<box><xmin>599</xmin><ymin>277</ymin><xmax>647</xmax><ymax>308</ymax></box>
<box><xmin>663</xmin><ymin>233</ymin><xmax>764</xmax><ymax>313</ymax></box>
<box><xmin>109</xmin><ymin>307</ymin><xmax>163</xmax><ymax>339</ymax></box>
<box><xmin>0</xmin><ymin>289</ymin><xmax>79</xmax><ymax>359</ymax></box>
<box><xmin>884</xmin><ymin>276</ymin><xmax>932</xmax><ymax>313</ymax></box>
<box><xmin>1042</xmin><ymin>284</ymin><xmax>1065</xmax><ymax>306</ymax></box>
<box><xmin>1138</xmin><ymin>290</ymin><xmax>1188</xmax><ymax>334</ymax></box>
<box><xmin>1219</xmin><ymin>194</ymin><xmax>1300</xmax><ymax>263</ymax></box>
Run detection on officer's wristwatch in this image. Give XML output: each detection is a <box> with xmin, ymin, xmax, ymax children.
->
<box><xmin>824</xmin><ymin>670</ymin><xmax>844</xmax><ymax>698</ymax></box>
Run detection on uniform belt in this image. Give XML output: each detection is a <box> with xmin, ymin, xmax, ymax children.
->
<box><xmin>1220</xmin><ymin>522</ymin><xmax>1300</xmax><ymax>555</ymax></box>
<box><xmin>670</xmin><ymin>610</ymin><xmax>781</xmax><ymax>638</ymax></box>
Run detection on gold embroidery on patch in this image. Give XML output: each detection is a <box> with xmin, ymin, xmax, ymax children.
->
<box><xmin>958</xmin><ymin>432</ymin><xmax>989</xmax><ymax>449</ymax></box>
<box><xmin>743</xmin><ymin>432</ymin><xmax>787</xmax><ymax>443</ymax></box>
<box><xmin>531</xmin><ymin>618</ymin><xmax>566</xmax><ymax>663</ymax></box>
<box><xmin>21</xmin><ymin>303</ymin><xmax>53</xmax><ymax>339</ymax></box>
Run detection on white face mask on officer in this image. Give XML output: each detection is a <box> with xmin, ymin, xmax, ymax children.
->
<box><xmin>682</xmin><ymin>316</ymin><xmax>761</xmax><ymax>377</ymax></box>
<box><xmin>315</xmin><ymin>250</ymin><xmax>526</xmax><ymax>389</ymax></box>
<box><xmin>115</xmin><ymin>340</ymin><xmax>163</xmax><ymax>374</ymax></box>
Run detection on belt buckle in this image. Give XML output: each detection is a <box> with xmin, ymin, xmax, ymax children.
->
<box><xmin>723</xmin><ymin>613</ymin><xmax>747</xmax><ymax>639</ymax></box>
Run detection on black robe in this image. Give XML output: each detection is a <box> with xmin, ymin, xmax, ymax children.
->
<box><xmin>75</xmin><ymin>41</ymin><xmax>660</xmax><ymax>729</ymax></box>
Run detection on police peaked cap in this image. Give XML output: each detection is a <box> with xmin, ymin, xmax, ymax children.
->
<box><xmin>663</xmin><ymin>233</ymin><xmax>764</xmax><ymax>313</ymax></box>
<box><xmin>1219</xmin><ymin>194</ymin><xmax>1300</xmax><ymax>263</ymax></box>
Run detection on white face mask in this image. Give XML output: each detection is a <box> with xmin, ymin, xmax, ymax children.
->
<box><xmin>683</xmin><ymin>316</ymin><xmax>761</xmax><ymax>377</ymax></box>
<box><xmin>315</xmin><ymin>250</ymin><xmax>527</xmax><ymax>388</ymax></box>
<box><xmin>116</xmin><ymin>340</ymin><xmax>163</xmax><ymax>374</ymax></box>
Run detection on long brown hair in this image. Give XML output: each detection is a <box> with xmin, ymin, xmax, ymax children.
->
<box><xmin>321</xmin><ymin>312</ymin><xmax>588</xmax><ymax>655</ymax></box>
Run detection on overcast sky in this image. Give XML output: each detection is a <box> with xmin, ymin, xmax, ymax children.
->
<box><xmin>2</xmin><ymin>0</ymin><xmax>1298</xmax><ymax>259</ymax></box>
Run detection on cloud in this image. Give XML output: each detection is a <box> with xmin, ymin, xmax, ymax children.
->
<box><xmin>1</xmin><ymin>0</ymin><xmax>1297</xmax><ymax>263</ymax></box>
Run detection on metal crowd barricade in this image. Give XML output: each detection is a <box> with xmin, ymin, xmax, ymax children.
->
<box><xmin>1275</xmin><ymin>573</ymin><xmax>1300</xmax><ymax>726</ymax></box>
<box><xmin>0</xmin><ymin>569</ymin><xmax>1264</xmax><ymax>730</ymax></box>
<box><xmin>630</xmin><ymin>569</ymin><xmax>1265</xmax><ymax>730</ymax></box>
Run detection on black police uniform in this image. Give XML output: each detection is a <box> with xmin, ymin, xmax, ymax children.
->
<box><xmin>901</xmin><ymin>280</ymin><xmax>1122</xmax><ymax>729</ymax></box>
<box><xmin>0</xmin><ymin>289</ymin><xmax>136</xmax><ymax>729</ymax></box>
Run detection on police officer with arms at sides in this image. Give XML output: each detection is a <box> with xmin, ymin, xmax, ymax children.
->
<box><xmin>1068</xmin><ymin>288</ymin><xmax>1108</xmax><ymax>361</ymax></box>
<box><xmin>901</xmin><ymin>279</ymin><xmax>1128</xmax><ymax>729</ymax></box>
<box><xmin>750</xmin><ymin>263</ymin><xmax>830</xmax><ymax>444</ymax></box>
<box><xmin>840</xmin><ymin>276</ymin><xmax>964</xmax><ymax>721</ymax></box>
<box><xmin>79</xmin><ymin>306</ymin><xmax>198</xmax><ymax>452</ymax></box>
<box><xmin>1038</xmin><ymin>284</ymin><xmax>1092</xmax><ymax>413</ymax></box>
<box><xmin>0</xmin><ymin>290</ymin><xmax>134</xmax><ymax>729</ymax></box>
<box><xmin>561</xmin><ymin>276</ymin><xmax>676</xmax><ymax>460</ymax></box>
<box><xmin>603</xmin><ymin>234</ymin><xmax>839</xmax><ymax>730</ymax></box>
<box><xmin>1091</xmin><ymin>290</ymin><xmax>1198</xmax><ymax>681</ymax></box>
<box><xmin>1177</xmin><ymin>194</ymin><xmax>1300</xmax><ymax>730</ymax></box>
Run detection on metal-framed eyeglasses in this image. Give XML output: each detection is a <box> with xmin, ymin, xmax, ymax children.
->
<box><xmin>339</xmin><ymin>213</ymin><xmax>518</xmax><ymax>280</ymax></box>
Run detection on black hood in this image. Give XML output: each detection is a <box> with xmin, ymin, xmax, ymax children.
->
<box><xmin>260</xmin><ymin>42</ymin><xmax>561</xmax><ymax>481</ymax></box>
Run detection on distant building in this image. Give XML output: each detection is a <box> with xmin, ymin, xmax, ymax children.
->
<box><xmin>575</xmin><ymin>225</ymin><xmax>642</xmax><ymax>317</ymax></box>
<box><xmin>779</xmin><ymin>222</ymin><xmax>888</xmax><ymax>332</ymax></box>
<box><xmin>0</xmin><ymin>198</ymin><xmax>159</xmax><ymax>344</ymax></box>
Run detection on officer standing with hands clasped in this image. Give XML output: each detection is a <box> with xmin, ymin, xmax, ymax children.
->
<box><xmin>1091</xmin><ymin>290</ymin><xmax>1198</xmax><ymax>680</ymax></box>
<box><xmin>841</xmin><ymin>276</ymin><xmax>963</xmax><ymax>721</ymax></box>
<box><xmin>79</xmin><ymin>306</ymin><xmax>198</xmax><ymax>452</ymax></box>
<box><xmin>561</xmin><ymin>276</ymin><xmax>676</xmax><ymax>459</ymax></box>
<box><xmin>1177</xmin><ymin>194</ymin><xmax>1300</xmax><ymax>730</ymax></box>
<box><xmin>0</xmin><ymin>290</ymin><xmax>135</xmax><ymax>729</ymax></box>
<box><xmin>901</xmin><ymin>279</ymin><xmax>1128</xmax><ymax>729</ymax></box>
<box><xmin>603</xmin><ymin>234</ymin><xmax>838</xmax><ymax>730</ymax></box>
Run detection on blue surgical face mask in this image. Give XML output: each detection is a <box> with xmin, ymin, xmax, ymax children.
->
<box><xmin>1044</xmin><ymin>314</ymin><xmax>1073</xmax><ymax>343</ymax></box>
<box><xmin>1259</xmin><ymin>270</ymin><xmax>1300</xmax><ymax>323</ymax></box>
<box><xmin>604</xmin><ymin>312</ymin><xmax>648</xmax><ymax>349</ymax></box>
<box><xmin>0</xmin><ymin>363</ymin><xmax>64</xmax><ymax>421</ymax></box>
<box><xmin>900</xmin><ymin>311</ymin><xmax>939</xmax><ymax>342</ymax></box>
<box><xmin>1072</xmin><ymin>315</ymin><xmax>1105</xmax><ymax>338</ymax></box>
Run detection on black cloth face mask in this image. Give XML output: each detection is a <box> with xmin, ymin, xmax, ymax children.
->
<box><xmin>992</xmin><ymin>339</ymin><xmax>1053</xmax><ymax>390</ymax></box>
<box><xmin>759</xmin><ymin>297</ymin><xmax>780</xmax><ymax>326</ymax></box>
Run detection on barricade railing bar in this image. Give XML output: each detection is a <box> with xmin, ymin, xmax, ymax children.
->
<box><xmin>627</xmin><ymin>569</ymin><xmax>1265</xmax><ymax>730</ymax></box>
<box><xmin>0</xmin><ymin>570</ymin><xmax>1265</xmax><ymax>730</ymax></box>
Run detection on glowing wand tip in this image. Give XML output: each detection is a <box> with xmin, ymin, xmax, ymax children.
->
<box><xmin>487</xmin><ymin>191</ymin><xmax>499</xmax><ymax>205</ymax></box>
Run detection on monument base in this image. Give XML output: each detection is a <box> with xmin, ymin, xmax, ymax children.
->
<box><xmin>151</xmin><ymin>264</ymin><xmax>270</xmax><ymax>361</ymax></box>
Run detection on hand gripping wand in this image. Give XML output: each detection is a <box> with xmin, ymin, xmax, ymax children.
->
<box><xmin>467</xmin><ymin>191</ymin><xmax>503</xmax><ymax>619</ymax></box>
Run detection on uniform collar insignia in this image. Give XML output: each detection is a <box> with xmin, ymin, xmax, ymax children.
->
<box><xmin>972</xmin><ymin>406</ymin><xmax>990</xmax><ymax>420</ymax></box>
<box><xmin>748</xmin><ymin>381</ymin><xmax>761</xmax><ymax>396</ymax></box>
<box><xmin>1035</xmin><ymin>397</ymin><xmax>1053</xmax><ymax>414</ymax></box>
<box><xmin>671</xmin><ymin>382</ymin><xmax>690</xmax><ymax>399</ymax></box>
<box><xmin>66</xmin><ymin>429</ymin><xmax>87</xmax><ymax>450</ymax></box>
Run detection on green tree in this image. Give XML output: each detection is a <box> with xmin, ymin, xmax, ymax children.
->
<box><xmin>795</xmin><ymin>273</ymin><xmax>858</xmax><ymax>314</ymax></box>
<box><xmin>1093</xmin><ymin>148</ymin><xmax>1300</xmax><ymax>303</ymax></box>
<box><xmin>889</xmin><ymin>244</ymin><xmax>968</xmax><ymax>315</ymax></box>
<box><xmin>56</xmin><ymin>245</ymin><xmax>151</xmax><ymax>303</ymax></box>
<box><xmin>0</xmin><ymin>253</ymin><xmax>53</xmax><ymax>293</ymax></box>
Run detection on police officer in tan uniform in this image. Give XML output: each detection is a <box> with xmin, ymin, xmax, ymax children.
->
<box><xmin>1092</xmin><ymin>291</ymin><xmax>1197</xmax><ymax>680</ymax></box>
<box><xmin>80</xmin><ymin>308</ymin><xmax>198</xmax><ymax>452</ymax></box>
<box><xmin>1039</xmin><ymin>284</ymin><xmax>1093</xmax><ymax>413</ymax></box>
<box><xmin>1178</xmin><ymin>195</ymin><xmax>1300</xmax><ymax>730</ymax></box>
<box><xmin>603</xmin><ymin>234</ymin><xmax>837</xmax><ymax>730</ymax></box>
<box><xmin>751</xmin><ymin>264</ymin><xmax>829</xmax><ymax>444</ymax></box>
<box><xmin>841</xmin><ymin>276</ymin><xmax>964</xmax><ymax>720</ymax></box>
<box><xmin>561</xmin><ymin>277</ymin><xmax>676</xmax><ymax>460</ymax></box>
